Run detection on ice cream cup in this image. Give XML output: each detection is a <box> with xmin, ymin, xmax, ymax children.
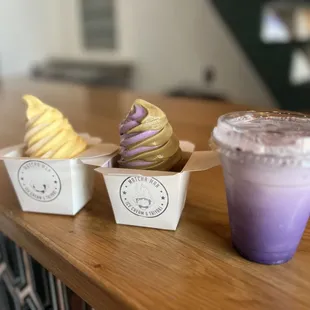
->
<box><xmin>95</xmin><ymin>141</ymin><xmax>220</xmax><ymax>230</ymax></box>
<box><xmin>0</xmin><ymin>134</ymin><xmax>118</xmax><ymax>215</ymax></box>
<box><xmin>211</xmin><ymin>110</ymin><xmax>310</xmax><ymax>265</ymax></box>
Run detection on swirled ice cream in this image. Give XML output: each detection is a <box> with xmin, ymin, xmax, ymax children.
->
<box><xmin>23</xmin><ymin>95</ymin><xmax>87</xmax><ymax>159</ymax></box>
<box><xmin>119</xmin><ymin>99</ymin><xmax>182</xmax><ymax>170</ymax></box>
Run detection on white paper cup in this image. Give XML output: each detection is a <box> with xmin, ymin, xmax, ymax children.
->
<box><xmin>0</xmin><ymin>135</ymin><xmax>118</xmax><ymax>215</ymax></box>
<box><xmin>96</xmin><ymin>141</ymin><xmax>220</xmax><ymax>230</ymax></box>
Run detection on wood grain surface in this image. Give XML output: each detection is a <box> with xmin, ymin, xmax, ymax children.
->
<box><xmin>0</xmin><ymin>78</ymin><xmax>309</xmax><ymax>310</ymax></box>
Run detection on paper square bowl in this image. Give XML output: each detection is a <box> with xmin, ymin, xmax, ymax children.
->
<box><xmin>96</xmin><ymin>141</ymin><xmax>220</xmax><ymax>230</ymax></box>
<box><xmin>0</xmin><ymin>136</ymin><xmax>118</xmax><ymax>215</ymax></box>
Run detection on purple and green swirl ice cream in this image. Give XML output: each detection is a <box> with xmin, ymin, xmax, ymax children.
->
<box><xmin>119</xmin><ymin>99</ymin><xmax>182</xmax><ymax>171</ymax></box>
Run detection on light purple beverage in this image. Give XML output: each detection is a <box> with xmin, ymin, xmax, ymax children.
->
<box><xmin>212</xmin><ymin>111</ymin><xmax>310</xmax><ymax>264</ymax></box>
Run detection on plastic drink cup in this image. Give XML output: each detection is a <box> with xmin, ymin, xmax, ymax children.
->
<box><xmin>211</xmin><ymin>111</ymin><xmax>310</xmax><ymax>264</ymax></box>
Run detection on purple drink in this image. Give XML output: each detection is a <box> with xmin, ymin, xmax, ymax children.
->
<box><xmin>211</xmin><ymin>111</ymin><xmax>310</xmax><ymax>264</ymax></box>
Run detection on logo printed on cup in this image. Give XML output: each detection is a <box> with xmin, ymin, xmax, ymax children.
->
<box><xmin>119</xmin><ymin>176</ymin><xmax>169</xmax><ymax>218</ymax></box>
<box><xmin>18</xmin><ymin>160</ymin><xmax>61</xmax><ymax>202</ymax></box>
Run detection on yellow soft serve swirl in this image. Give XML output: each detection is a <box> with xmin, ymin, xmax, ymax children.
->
<box><xmin>23</xmin><ymin>95</ymin><xmax>87</xmax><ymax>159</ymax></box>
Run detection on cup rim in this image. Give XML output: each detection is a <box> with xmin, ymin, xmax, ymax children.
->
<box><xmin>211</xmin><ymin>110</ymin><xmax>310</xmax><ymax>166</ymax></box>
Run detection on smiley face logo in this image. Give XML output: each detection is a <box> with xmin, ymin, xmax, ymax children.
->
<box><xmin>120</xmin><ymin>176</ymin><xmax>169</xmax><ymax>218</ymax></box>
<box><xmin>18</xmin><ymin>161</ymin><xmax>61</xmax><ymax>202</ymax></box>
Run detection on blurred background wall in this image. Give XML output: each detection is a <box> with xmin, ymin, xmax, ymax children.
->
<box><xmin>0</xmin><ymin>0</ymin><xmax>276</xmax><ymax>107</ymax></box>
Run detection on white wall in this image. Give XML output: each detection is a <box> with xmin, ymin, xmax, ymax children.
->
<box><xmin>0</xmin><ymin>0</ymin><xmax>276</xmax><ymax>107</ymax></box>
<box><xmin>0</xmin><ymin>0</ymin><xmax>62</xmax><ymax>75</ymax></box>
<box><xmin>117</xmin><ymin>0</ymin><xmax>276</xmax><ymax>107</ymax></box>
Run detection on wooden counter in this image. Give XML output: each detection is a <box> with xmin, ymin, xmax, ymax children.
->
<box><xmin>0</xmin><ymin>79</ymin><xmax>309</xmax><ymax>310</ymax></box>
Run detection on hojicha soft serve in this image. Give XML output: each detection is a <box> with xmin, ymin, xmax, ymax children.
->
<box><xmin>97</xmin><ymin>98</ymin><xmax>219</xmax><ymax>230</ymax></box>
<box><xmin>119</xmin><ymin>99</ymin><xmax>182</xmax><ymax>171</ymax></box>
<box><xmin>23</xmin><ymin>95</ymin><xmax>87</xmax><ymax>159</ymax></box>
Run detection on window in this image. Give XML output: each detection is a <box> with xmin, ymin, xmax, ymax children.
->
<box><xmin>80</xmin><ymin>0</ymin><xmax>116</xmax><ymax>50</ymax></box>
